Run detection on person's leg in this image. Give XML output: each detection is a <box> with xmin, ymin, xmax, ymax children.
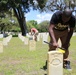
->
<box><xmin>60</xmin><ymin>30</ymin><xmax>71</xmax><ymax>69</ymax></box>
<box><xmin>43</xmin><ymin>30</ymin><xmax>59</xmax><ymax>70</ymax></box>
<box><xmin>34</xmin><ymin>35</ymin><xmax>37</xmax><ymax>41</ymax></box>
<box><xmin>59</xmin><ymin>29</ymin><xmax>69</xmax><ymax>59</ymax></box>
<box><xmin>60</xmin><ymin>37</ymin><xmax>69</xmax><ymax>59</ymax></box>
<box><xmin>34</xmin><ymin>32</ymin><xmax>38</xmax><ymax>41</ymax></box>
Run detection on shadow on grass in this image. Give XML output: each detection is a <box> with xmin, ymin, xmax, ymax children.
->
<box><xmin>41</xmin><ymin>65</ymin><xmax>47</xmax><ymax>71</ymax></box>
<box><xmin>12</xmin><ymin>35</ymin><xmax>18</xmax><ymax>37</ymax></box>
<box><xmin>43</xmin><ymin>60</ymin><xmax>47</xmax><ymax>70</ymax></box>
<box><xmin>40</xmin><ymin>61</ymin><xmax>47</xmax><ymax>75</ymax></box>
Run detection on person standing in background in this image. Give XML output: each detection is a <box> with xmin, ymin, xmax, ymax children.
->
<box><xmin>31</xmin><ymin>28</ymin><xmax>39</xmax><ymax>41</ymax></box>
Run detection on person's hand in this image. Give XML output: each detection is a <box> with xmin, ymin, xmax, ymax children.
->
<box><xmin>52</xmin><ymin>42</ymin><xmax>59</xmax><ymax>48</ymax></box>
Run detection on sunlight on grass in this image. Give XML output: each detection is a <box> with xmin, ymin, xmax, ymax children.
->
<box><xmin>0</xmin><ymin>36</ymin><xmax>76</xmax><ymax>75</ymax></box>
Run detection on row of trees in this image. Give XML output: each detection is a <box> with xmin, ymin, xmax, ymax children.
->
<box><xmin>0</xmin><ymin>15</ymin><xmax>49</xmax><ymax>33</ymax></box>
<box><xmin>26</xmin><ymin>20</ymin><xmax>49</xmax><ymax>32</ymax></box>
<box><xmin>0</xmin><ymin>0</ymin><xmax>47</xmax><ymax>35</ymax></box>
<box><xmin>0</xmin><ymin>0</ymin><xmax>76</xmax><ymax>35</ymax></box>
<box><xmin>0</xmin><ymin>13</ymin><xmax>20</xmax><ymax>33</ymax></box>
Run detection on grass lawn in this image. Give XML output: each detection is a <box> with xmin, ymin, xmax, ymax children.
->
<box><xmin>0</xmin><ymin>36</ymin><xmax>76</xmax><ymax>75</ymax></box>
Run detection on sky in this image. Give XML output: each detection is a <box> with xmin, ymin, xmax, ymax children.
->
<box><xmin>25</xmin><ymin>10</ymin><xmax>54</xmax><ymax>24</ymax></box>
<box><xmin>25</xmin><ymin>9</ymin><xmax>76</xmax><ymax>24</ymax></box>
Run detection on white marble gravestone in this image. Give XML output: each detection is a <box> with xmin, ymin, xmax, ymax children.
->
<box><xmin>47</xmin><ymin>51</ymin><xmax>63</xmax><ymax>75</ymax></box>
<box><xmin>3</xmin><ymin>38</ymin><xmax>8</xmax><ymax>46</ymax></box>
<box><xmin>29</xmin><ymin>37</ymin><xmax>36</xmax><ymax>51</ymax></box>
<box><xmin>58</xmin><ymin>38</ymin><xmax>62</xmax><ymax>47</ymax></box>
<box><xmin>0</xmin><ymin>41</ymin><xmax>3</xmax><ymax>53</ymax></box>
<box><xmin>42</xmin><ymin>33</ymin><xmax>49</xmax><ymax>44</ymax></box>
<box><xmin>24</xmin><ymin>37</ymin><xmax>29</xmax><ymax>45</ymax></box>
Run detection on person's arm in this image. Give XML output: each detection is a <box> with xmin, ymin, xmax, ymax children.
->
<box><xmin>30</xmin><ymin>29</ymin><xmax>32</xmax><ymax>35</ymax></box>
<box><xmin>49</xmin><ymin>24</ymin><xmax>58</xmax><ymax>47</ymax></box>
<box><xmin>31</xmin><ymin>29</ymin><xmax>34</xmax><ymax>35</ymax></box>
<box><xmin>67</xmin><ymin>15</ymin><xmax>75</xmax><ymax>42</ymax></box>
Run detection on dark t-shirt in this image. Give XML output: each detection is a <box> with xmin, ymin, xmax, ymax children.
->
<box><xmin>50</xmin><ymin>11</ymin><xmax>75</xmax><ymax>31</ymax></box>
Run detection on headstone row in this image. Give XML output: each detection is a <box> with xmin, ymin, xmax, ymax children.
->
<box><xmin>18</xmin><ymin>34</ymin><xmax>25</xmax><ymax>42</ymax></box>
<box><xmin>18</xmin><ymin>33</ymin><xmax>36</xmax><ymax>51</ymax></box>
<box><xmin>0</xmin><ymin>41</ymin><xmax>3</xmax><ymax>53</ymax></box>
<box><xmin>18</xmin><ymin>32</ymin><xmax>49</xmax><ymax>51</ymax></box>
<box><xmin>3</xmin><ymin>35</ymin><xmax>12</xmax><ymax>46</ymax></box>
<box><xmin>0</xmin><ymin>35</ymin><xmax>12</xmax><ymax>53</ymax></box>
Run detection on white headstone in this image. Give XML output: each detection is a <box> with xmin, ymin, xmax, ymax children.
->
<box><xmin>58</xmin><ymin>38</ymin><xmax>62</xmax><ymax>47</ymax></box>
<box><xmin>29</xmin><ymin>40</ymin><xmax>36</xmax><ymax>51</ymax></box>
<box><xmin>37</xmin><ymin>33</ymin><xmax>40</xmax><ymax>41</ymax></box>
<box><xmin>24</xmin><ymin>37</ymin><xmax>29</xmax><ymax>45</ymax></box>
<box><xmin>0</xmin><ymin>41</ymin><xmax>3</xmax><ymax>53</ymax></box>
<box><xmin>3</xmin><ymin>38</ymin><xmax>8</xmax><ymax>46</ymax></box>
<box><xmin>42</xmin><ymin>33</ymin><xmax>49</xmax><ymax>44</ymax></box>
<box><xmin>47</xmin><ymin>51</ymin><xmax>63</xmax><ymax>75</ymax></box>
<box><xmin>0</xmin><ymin>34</ymin><xmax>3</xmax><ymax>38</ymax></box>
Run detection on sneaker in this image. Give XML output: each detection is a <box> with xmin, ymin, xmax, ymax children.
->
<box><xmin>63</xmin><ymin>61</ymin><xmax>67</xmax><ymax>68</ymax></box>
<box><xmin>43</xmin><ymin>61</ymin><xmax>47</xmax><ymax>70</ymax></box>
<box><xmin>63</xmin><ymin>61</ymin><xmax>72</xmax><ymax>71</ymax></box>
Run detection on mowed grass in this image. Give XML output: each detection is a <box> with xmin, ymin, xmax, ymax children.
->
<box><xmin>0</xmin><ymin>36</ymin><xmax>76</xmax><ymax>75</ymax></box>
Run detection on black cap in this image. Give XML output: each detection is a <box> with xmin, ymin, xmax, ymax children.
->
<box><xmin>63</xmin><ymin>8</ymin><xmax>72</xmax><ymax>18</ymax></box>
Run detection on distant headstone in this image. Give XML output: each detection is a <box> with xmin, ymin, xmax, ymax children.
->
<box><xmin>24</xmin><ymin>37</ymin><xmax>29</xmax><ymax>45</ymax></box>
<box><xmin>3</xmin><ymin>38</ymin><xmax>8</xmax><ymax>46</ymax></box>
<box><xmin>0</xmin><ymin>41</ymin><xmax>3</xmax><ymax>53</ymax></box>
<box><xmin>47</xmin><ymin>51</ymin><xmax>63</xmax><ymax>75</ymax></box>
<box><xmin>0</xmin><ymin>34</ymin><xmax>3</xmax><ymax>38</ymax></box>
<box><xmin>37</xmin><ymin>33</ymin><xmax>40</xmax><ymax>41</ymax></box>
<box><xmin>29</xmin><ymin>40</ymin><xmax>36</xmax><ymax>51</ymax></box>
<box><xmin>73</xmin><ymin>32</ymin><xmax>76</xmax><ymax>36</ymax></box>
<box><xmin>42</xmin><ymin>33</ymin><xmax>49</xmax><ymax>44</ymax></box>
<box><xmin>29</xmin><ymin>36</ymin><xmax>33</xmax><ymax>40</ymax></box>
<box><xmin>58</xmin><ymin>38</ymin><xmax>62</xmax><ymax>47</ymax></box>
<box><xmin>20</xmin><ymin>36</ymin><xmax>25</xmax><ymax>42</ymax></box>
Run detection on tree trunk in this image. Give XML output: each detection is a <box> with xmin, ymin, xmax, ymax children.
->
<box><xmin>13</xmin><ymin>6</ymin><xmax>27</xmax><ymax>36</ymax></box>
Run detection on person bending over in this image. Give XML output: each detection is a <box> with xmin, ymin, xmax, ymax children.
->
<box><xmin>49</xmin><ymin>7</ymin><xmax>75</xmax><ymax>70</ymax></box>
<box><xmin>31</xmin><ymin>28</ymin><xmax>39</xmax><ymax>41</ymax></box>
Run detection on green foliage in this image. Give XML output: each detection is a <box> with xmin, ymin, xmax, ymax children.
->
<box><xmin>26</xmin><ymin>20</ymin><xmax>38</xmax><ymax>31</ymax></box>
<box><xmin>26</xmin><ymin>20</ymin><xmax>50</xmax><ymax>32</ymax></box>
<box><xmin>26</xmin><ymin>21</ymin><xmax>34</xmax><ymax>32</ymax></box>
<box><xmin>38</xmin><ymin>20</ymin><xmax>49</xmax><ymax>32</ymax></box>
<box><xmin>0</xmin><ymin>12</ymin><xmax>20</xmax><ymax>33</ymax></box>
<box><xmin>0</xmin><ymin>0</ymin><xmax>48</xmax><ymax>35</ymax></box>
<box><xmin>11</xmin><ymin>23</ymin><xmax>20</xmax><ymax>32</ymax></box>
<box><xmin>0</xmin><ymin>0</ymin><xmax>48</xmax><ymax>13</ymax></box>
<box><xmin>45</xmin><ymin>0</ymin><xmax>76</xmax><ymax>12</ymax></box>
<box><xmin>36</xmin><ymin>0</ymin><xmax>48</xmax><ymax>11</ymax></box>
<box><xmin>0</xmin><ymin>0</ymin><xmax>9</xmax><ymax>12</ymax></box>
<box><xmin>0</xmin><ymin>0</ymin><xmax>76</xmax><ymax>35</ymax></box>
<box><xmin>0</xmin><ymin>17</ymin><xmax>12</xmax><ymax>32</ymax></box>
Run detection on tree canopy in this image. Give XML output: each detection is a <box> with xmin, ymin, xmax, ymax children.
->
<box><xmin>0</xmin><ymin>0</ymin><xmax>76</xmax><ymax>35</ymax></box>
<box><xmin>0</xmin><ymin>0</ymin><xmax>48</xmax><ymax>36</ymax></box>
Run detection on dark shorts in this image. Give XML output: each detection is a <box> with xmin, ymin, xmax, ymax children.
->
<box><xmin>49</xmin><ymin>29</ymin><xmax>70</xmax><ymax>59</ymax></box>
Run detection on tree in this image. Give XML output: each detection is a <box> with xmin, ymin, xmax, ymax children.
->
<box><xmin>0</xmin><ymin>0</ymin><xmax>76</xmax><ymax>35</ymax></box>
<box><xmin>27</xmin><ymin>20</ymin><xmax>38</xmax><ymax>28</ymax></box>
<box><xmin>0</xmin><ymin>9</ymin><xmax>21</xmax><ymax>33</ymax></box>
<box><xmin>26</xmin><ymin>21</ymin><xmax>34</xmax><ymax>32</ymax></box>
<box><xmin>0</xmin><ymin>17</ymin><xmax>12</xmax><ymax>33</ymax></box>
<box><xmin>0</xmin><ymin>0</ymin><xmax>47</xmax><ymax>36</ymax></box>
<box><xmin>45</xmin><ymin>0</ymin><xmax>76</xmax><ymax>11</ymax></box>
<box><xmin>38</xmin><ymin>20</ymin><xmax>49</xmax><ymax>32</ymax></box>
